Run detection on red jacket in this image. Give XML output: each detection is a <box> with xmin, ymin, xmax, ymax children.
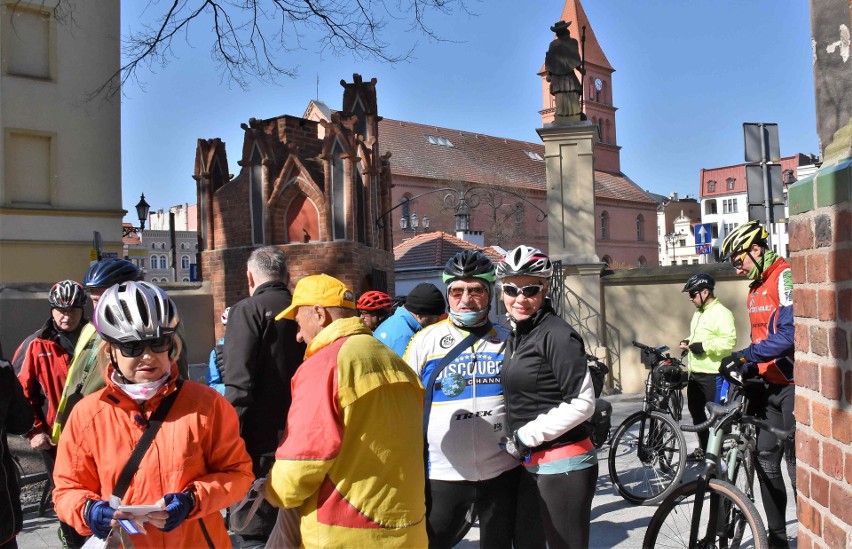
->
<box><xmin>53</xmin><ymin>362</ymin><xmax>254</xmax><ymax>547</ymax></box>
<box><xmin>743</xmin><ymin>257</ymin><xmax>795</xmax><ymax>385</ymax></box>
<box><xmin>14</xmin><ymin>319</ymin><xmax>82</xmax><ymax>438</ymax></box>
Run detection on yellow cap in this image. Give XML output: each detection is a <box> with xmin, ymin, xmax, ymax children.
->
<box><xmin>275</xmin><ymin>274</ymin><xmax>356</xmax><ymax>320</ymax></box>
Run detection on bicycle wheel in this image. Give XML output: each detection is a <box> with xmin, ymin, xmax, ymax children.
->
<box><xmin>667</xmin><ymin>388</ymin><xmax>684</xmax><ymax>422</ymax></box>
<box><xmin>608</xmin><ymin>410</ymin><xmax>687</xmax><ymax>505</ymax></box>
<box><xmin>729</xmin><ymin>448</ymin><xmax>755</xmax><ymax>501</ymax></box>
<box><xmin>643</xmin><ymin>478</ymin><xmax>768</xmax><ymax>549</ymax></box>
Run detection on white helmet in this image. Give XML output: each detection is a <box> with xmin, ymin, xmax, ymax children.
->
<box><xmin>94</xmin><ymin>281</ymin><xmax>179</xmax><ymax>343</ymax></box>
<box><xmin>496</xmin><ymin>245</ymin><xmax>554</xmax><ymax>279</ymax></box>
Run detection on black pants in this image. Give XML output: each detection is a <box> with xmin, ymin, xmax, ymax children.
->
<box><xmin>747</xmin><ymin>383</ymin><xmax>796</xmax><ymax>548</ymax></box>
<box><xmin>687</xmin><ymin>373</ymin><xmax>722</xmax><ymax>450</ymax></box>
<box><xmin>231</xmin><ymin>455</ymin><xmax>278</xmax><ymax>544</ymax></box>
<box><xmin>523</xmin><ymin>463</ymin><xmax>598</xmax><ymax>549</ymax></box>
<box><xmin>426</xmin><ymin>467</ymin><xmax>534</xmax><ymax>549</ymax></box>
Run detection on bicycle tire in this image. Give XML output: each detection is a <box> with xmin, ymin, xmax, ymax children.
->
<box><xmin>608</xmin><ymin>410</ymin><xmax>687</xmax><ymax>505</ymax></box>
<box><xmin>643</xmin><ymin>478</ymin><xmax>769</xmax><ymax>549</ymax></box>
<box><xmin>667</xmin><ymin>388</ymin><xmax>684</xmax><ymax>422</ymax></box>
<box><xmin>730</xmin><ymin>447</ymin><xmax>755</xmax><ymax>501</ymax></box>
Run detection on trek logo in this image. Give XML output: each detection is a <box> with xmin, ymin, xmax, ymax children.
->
<box><xmin>440</xmin><ymin>335</ymin><xmax>455</xmax><ymax>348</ymax></box>
<box><xmin>454</xmin><ymin>410</ymin><xmax>494</xmax><ymax>421</ymax></box>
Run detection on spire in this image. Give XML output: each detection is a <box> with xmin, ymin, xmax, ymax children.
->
<box><xmin>556</xmin><ymin>0</ymin><xmax>613</xmax><ymax>72</ymax></box>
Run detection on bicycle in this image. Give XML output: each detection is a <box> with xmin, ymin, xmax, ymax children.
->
<box><xmin>643</xmin><ymin>375</ymin><xmax>792</xmax><ymax>549</ymax></box>
<box><xmin>608</xmin><ymin>341</ymin><xmax>688</xmax><ymax>505</ymax></box>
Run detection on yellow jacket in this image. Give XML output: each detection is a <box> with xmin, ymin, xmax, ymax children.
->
<box><xmin>266</xmin><ymin>317</ymin><xmax>427</xmax><ymax>548</ymax></box>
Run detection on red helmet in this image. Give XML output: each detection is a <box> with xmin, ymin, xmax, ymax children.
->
<box><xmin>356</xmin><ymin>291</ymin><xmax>393</xmax><ymax>312</ymax></box>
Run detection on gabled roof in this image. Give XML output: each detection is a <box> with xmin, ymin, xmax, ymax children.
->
<box><xmin>394</xmin><ymin>231</ymin><xmax>503</xmax><ymax>269</ymax></box>
<box><xmin>379</xmin><ymin>117</ymin><xmax>655</xmax><ymax>206</ymax></box>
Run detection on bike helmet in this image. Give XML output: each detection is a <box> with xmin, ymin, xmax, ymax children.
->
<box><xmin>94</xmin><ymin>281</ymin><xmax>180</xmax><ymax>344</ymax></box>
<box><xmin>720</xmin><ymin>220</ymin><xmax>768</xmax><ymax>260</ymax></box>
<box><xmin>653</xmin><ymin>363</ymin><xmax>686</xmax><ymax>391</ymax></box>
<box><xmin>221</xmin><ymin>307</ymin><xmax>231</xmax><ymax>325</ymax></box>
<box><xmin>48</xmin><ymin>280</ymin><xmax>86</xmax><ymax>309</ymax></box>
<box><xmin>356</xmin><ymin>291</ymin><xmax>393</xmax><ymax>312</ymax></box>
<box><xmin>496</xmin><ymin>245</ymin><xmax>553</xmax><ymax>279</ymax></box>
<box><xmin>84</xmin><ymin>258</ymin><xmax>141</xmax><ymax>289</ymax></box>
<box><xmin>682</xmin><ymin>273</ymin><xmax>715</xmax><ymax>294</ymax></box>
<box><xmin>442</xmin><ymin>250</ymin><xmax>496</xmax><ymax>284</ymax></box>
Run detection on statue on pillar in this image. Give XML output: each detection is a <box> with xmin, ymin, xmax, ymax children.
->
<box><xmin>545</xmin><ymin>20</ymin><xmax>586</xmax><ymax>123</ymax></box>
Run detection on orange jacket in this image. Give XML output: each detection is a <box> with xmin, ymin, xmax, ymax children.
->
<box><xmin>53</xmin><ymin>362</ymin><xmax>254</xmax><ymax>548</ymax></box>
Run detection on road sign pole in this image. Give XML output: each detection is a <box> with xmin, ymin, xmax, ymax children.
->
<box><xmin>759</xmin><ymin>123</ymin><xmax>774</xmax><ymax>249</ymax></box>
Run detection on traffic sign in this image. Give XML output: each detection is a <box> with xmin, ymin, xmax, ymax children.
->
<box><xmin>696</xmin><ymin>244</ymin><xmax>713</xmax><ymax>255</ymax></box>
<box><xmin>694</xmin><ymin>223</ymin><xmax>713</xmax><ymax>245</ymax></box>
<box><xmin>102</xmin><ymin>252</ymin><xmax>119</xmax><ymax>259</ymax></box>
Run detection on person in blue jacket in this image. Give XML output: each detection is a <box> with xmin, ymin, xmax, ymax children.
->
<box><xmin>375</xmin><ymin>283</ymin><xmax>445</xmax><ymax>357</ymax></box>
<box><xmin>207</xmin><ymin>307</ymin><xmax>229</xmax><ymax>395</ymax></box>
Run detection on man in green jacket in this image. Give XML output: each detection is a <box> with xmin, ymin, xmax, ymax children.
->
<box><xmin>679</xmin><ymin>273</ymin><xmax>737</xmax><ymax>459</ymax></box>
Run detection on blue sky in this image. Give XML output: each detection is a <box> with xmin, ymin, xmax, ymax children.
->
<box><xmin>120</xmin><ymin>0</ymin><xmax>818</xmax><ymax>222</ymax></box>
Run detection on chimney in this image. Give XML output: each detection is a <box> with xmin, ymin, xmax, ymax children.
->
<box><xmin>670</xmin><ymin>192</ymin><xmax>679</xmax><ymax>201</ymax></box>
<box><xmin>456</xmin><ymin>230</ymin><xmax>485</xmax><ymax>247</ymax></box>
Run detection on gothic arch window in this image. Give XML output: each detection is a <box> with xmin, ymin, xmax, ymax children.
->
<box><xmin>352</xmin><ymin>97</ymin><xmax>368</xmax><ymax>140</ymax></box>
<box><xmin>286</xmin><ymin>190</ymin><xmax>320</xmax><ymax>243</ymax></box>
<box><xmin>401</xmin><ymin>193</ymin><xmax>412</xmax><ymax>224</ymax></box>
<box><xmin>249</xmin><ymin>143</ymin><xmax>264</xmax><ymax>245</ymax></box>
<box><xmin>355</xmin><ymin>165</ymin><xmax>366</xmax><ymax>244</ymax></box>
<box><xmin>601</xmin><ymin>80</ymin><xmax>608</xmax><ymax>104</ymax></box>
<box><xmin>330</xmin><ymin>139</ymin><xmax>346</xmax><ymax>240</ymax></box>
<box><xmin>636</xmin><ymin>214</ymin><xmax>645</xmax><ymax>241</ymax></box>
<box><xmin>181</xmin><ymin>255</ymin><xmax>190</xmax><ymax>269</ymax></box>
<box><xmin>600</xmin><ymin>211</ymin><xmax>610</xmax><ymax>240</ymax></box>
<box><xmin>605</xmin><ymin>119</ymin><xmax>612</xmax><ymax>144</ymax></box>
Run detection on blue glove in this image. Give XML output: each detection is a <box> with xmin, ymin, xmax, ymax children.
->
<box><xmin>161</xmin><ymin>491</ymin><xmax>195</xmax><ymax>532</ymax></box>
<box><xmin>85</xmin><ymin>499</ymin><xmax>115</xmax><ymax>539</ymax></box>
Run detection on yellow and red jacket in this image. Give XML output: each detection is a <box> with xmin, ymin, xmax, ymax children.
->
<box><xmin>266</xmin><ymin>317</ymin><xmax>428</xmax><ymax>548</ymax></box>
<box><xmin>743</xmin><ymin>256</ymin><xmax>795</xmax><ymax>385</ymax></box>
<box><xmin>53</xmin><ymin>362</ymin><xmax>254</xmax><ymax>548</ymax></box>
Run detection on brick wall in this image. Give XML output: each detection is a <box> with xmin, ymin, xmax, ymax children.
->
<box><xmin>788</xmin><ymin>207</ymin><xmax>852</xmax><ymax>548</ymax></box>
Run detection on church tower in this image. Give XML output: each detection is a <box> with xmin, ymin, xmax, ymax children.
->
<box><xmin>539</xmin><ymin>0</ymin><xmax>621</xmax><ymax>173</ymax></box>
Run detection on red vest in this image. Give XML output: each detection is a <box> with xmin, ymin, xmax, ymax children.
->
<box><xmin>746</xmin><ymin>257</ymin><xmax>794</xmax><ymax>385</ymax></box>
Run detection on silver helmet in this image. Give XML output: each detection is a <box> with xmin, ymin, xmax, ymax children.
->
<box><xmin>94</xmin><ymin>281</ymin><xmax>179</xmax><ymax>343</ymax></box>
<box><xmin>496</xmin><ymin>245</ymin><xmax>553</xmax><ymax>279</ymax></box>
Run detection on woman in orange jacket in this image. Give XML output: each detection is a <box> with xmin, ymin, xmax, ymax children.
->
<box><xmin>53</xmin><ymin>281</ymin><xmax>254</xmax><ymax>548</ymax></box>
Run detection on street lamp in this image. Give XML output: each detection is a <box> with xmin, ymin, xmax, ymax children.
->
<box><xmin>123</xmin><ymin>193</ymin><xmax>151</xmax><ymax>237</ymax></box>
<box><xmin>666</xmin><ymin>231</ymin><xmax>684</xmax><ymax>266</ymax></box>
<box><xmin>400</xmin><ymin>212</ymin><xmax>430</xmax><ymax>235</ymax></box>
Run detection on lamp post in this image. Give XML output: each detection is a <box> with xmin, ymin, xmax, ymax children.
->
<box><xmin>400</xmin><ymin>212</ymin><xmax>430</xmax><ymax>235</ymax></box>
<box><xmin>123</xmin><ymin>194</ymin><xmax>151</xmax><ymax>237</ymax></box>
<box><xmin>666</xmin><ymin>231</ymin><xmax>683</xmax><ymax>266</ymax></box>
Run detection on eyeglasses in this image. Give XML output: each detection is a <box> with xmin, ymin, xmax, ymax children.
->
<box><xmin>731</xmin><ymin>251</ymin><xmax>747</xmax><ymax>268</ymax></box>
<box><xmin>501</xmin><ymin>283</ymin><xmax>544</xmax><ymax>299</ymax></box>
<box><xmin>115</xmin><ymin>335</ymin><xmax>172</xmax><ymax>358</ymax></box>
<box><xmin>688</xmin><ymin>290</ymin><xmax>702</xmax><ymax>299</ymax></box>
<box><xmin>448</xmin><ymin>286</ymin><xmax>487</xmax><ymax>299</ymax></box>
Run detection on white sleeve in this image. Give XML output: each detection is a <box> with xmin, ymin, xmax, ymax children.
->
<box><xmin>516</xmin><ymin>369</ymin><xmax>596</xmax><ymax>448</ymax></box>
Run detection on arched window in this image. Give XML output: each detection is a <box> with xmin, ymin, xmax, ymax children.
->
<box><xmin>600</xmin><ymin>211</ymin><xmax>610</xmax><ymax>240</ymax></box>
<box><xmin>637</xmin><ymin>256</ymin><xmax>647</xmax><ymax>267</ymax></box>
<box><xmin>249</xmin><ymin>143</ymin><xmax>264</xmax><ymax>245</ymax></box>
<box><xmin>401</xmin><ymin>194</ymin><xmax>412</xmax><ymax>225</ymax></box>
<box><xmin>159</xmin><ymin>256</ymin><xmax>167</xmax><ymax>270</ymax></box>
<box><xmin>636</xmin><ymin>215</ymin><xmax>645</xmax><ymax>241</ymax></box>
<box><xmin>151</xmin><ymin>243</ymin><xmax>156</xmax><ymax>250</ymax></box>
<box><xmin>707</xmin><ymin>180</ymin><xmax>716</xmax><ymax>193</ymax></box>
<box><xmin>181</xmin><ymin>277</ymin><xmax>190</xmax><ymax>282</ymax></box>
<box><xmin>181</xmin><ymin>255</ymin><xmax>190</xmax><ymax>269</ymax></box>
<box><xmin>726</xmin><ymin>177</ymin><xmax>736</xmax><ymax>190</ymax></box>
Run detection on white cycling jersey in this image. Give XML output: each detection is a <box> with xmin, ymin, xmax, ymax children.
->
<box><xmin>404</xmin><ymin>319</ymin><xmax>518</xmax><ymax>482</ymax></box>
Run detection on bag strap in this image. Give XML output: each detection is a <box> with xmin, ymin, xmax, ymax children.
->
<box><xmin>422</xmin><ymin>322</ymin><xmax>492</xmax><ymax>437</ymax></box>
<box><xmin>112</xmin><ymin>379</ymin><xmax>183</xmax><ymax>502</ymax></box>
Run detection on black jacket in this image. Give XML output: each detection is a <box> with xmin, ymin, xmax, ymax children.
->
<box><xmin>1</xmin><ymin>358</ymin><xmax>34</xmax><ymax>544</ymax></box>
<box><xmin>223</xmin><ymin>281</ymin><xmax>305</xmax><ymax>458</ymax></box>
<box><xmin>501</xmin><ymin>301</ymin><xmax>589</xmax><ymax>450</ymax></box>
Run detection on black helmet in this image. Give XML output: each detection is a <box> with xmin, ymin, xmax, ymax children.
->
<box><xmin>84</xmin><ymin>258</ymin><xmax>141</xmax><ymax>289</ymax></box>
<box><xmin>682</xmin><ymin>273</ymin><xmax>715</xmax><ymax>294</ymax></box>
<box><xmin>48</xmin><ymin>280</ymin><xmax>86</xmax><ymax>309</ymax></box>
<box><xmin>442</xmin><ymin>250</ymin><xmax>496</xmax><ymax>284</ymax></box>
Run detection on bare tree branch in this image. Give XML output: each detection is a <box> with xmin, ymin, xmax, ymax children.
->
<box><xmin>72</xmin><ymin>0</ymin><xmax>472</xmax><ymax>100</ymax></box>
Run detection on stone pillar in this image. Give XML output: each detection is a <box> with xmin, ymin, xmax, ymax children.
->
<box><xmin>537</xmin><ymin>122</ymin><xmax>605</xmax><ymax>345</ymax></box>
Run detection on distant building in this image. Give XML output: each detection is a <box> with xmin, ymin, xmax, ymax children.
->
<box><xmin>647</xmin><ymin>193</ymin><xmax>702</xmax><ymax>266</ymax></box>
<box><xmin>699</xmin><ymin>153</ymin><xmax>816</xmax><ymax>258</ymax></box>
<box><xmin>0</xmin><ymin>3</ymin><xmax>121</xmax><ymax>282</ymax></box>
<box><xmin>140</xmin><ymin>204</ymin><xmax>199</xmax><ymax>282</ymax></box>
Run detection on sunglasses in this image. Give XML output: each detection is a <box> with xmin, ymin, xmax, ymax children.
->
<box><xmin>731</xmin><ymin>251</ymin><xmax>748</xmax><ymax>268</ymax></box>
<box><xmin>689</xmin><ymin>290</ymin><xmax>702</xmax><ymax>299</ymax></box>
<box><xmin>448</xmin><ymin>286</ymin><xmax>487</xmax><ymax>299</ymax></box>
<box><xmin>115</xmin><ymin>335</ymin><xmax>172</xmax><ymax>358</ymax></box>
<box><xmin>501</xmin><ymin>283</ymin><xmax>544</xmax><ymax>298</ymax></box>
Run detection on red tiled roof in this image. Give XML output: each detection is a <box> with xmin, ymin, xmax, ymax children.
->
<box><xmin>394</xmin><ymin>231</ymin><xmax>503</xmax><ymax>269</ymax></box>
<box><xmin>379</xmin><ymin>118</ymin><xmax>654</xmax><ymax>205</ymax></box>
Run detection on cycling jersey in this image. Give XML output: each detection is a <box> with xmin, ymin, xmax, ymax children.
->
<box><xmin>404</xmin><ymin>319</ymin><xmax>517</xmax><ymax>482</ymax></box>
<box><xmin>743</xmin><ymin>256</ymin><xmax>794</xmax><ymax>385</ymax></box>
<box><xmin>685</xmin><ymin>299</ymin><xmax>737</xmax><ymax>375</ymax></box>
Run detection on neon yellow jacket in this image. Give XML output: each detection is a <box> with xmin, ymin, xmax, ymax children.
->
<box><xmin>686</xmin><ymin>299</ymin><xmax>737</xmax><ymax>375</ymax></box>
<box><xmin>266</xmin><ymin>317</ymin><xmax>427</xmax><ymax>548</ymax></box>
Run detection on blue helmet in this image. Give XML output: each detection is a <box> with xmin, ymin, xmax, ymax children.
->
<box><xmin>84</xmin><ymin>258</ymin><xmax>141</xmax><ymax>289</ymax></box>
